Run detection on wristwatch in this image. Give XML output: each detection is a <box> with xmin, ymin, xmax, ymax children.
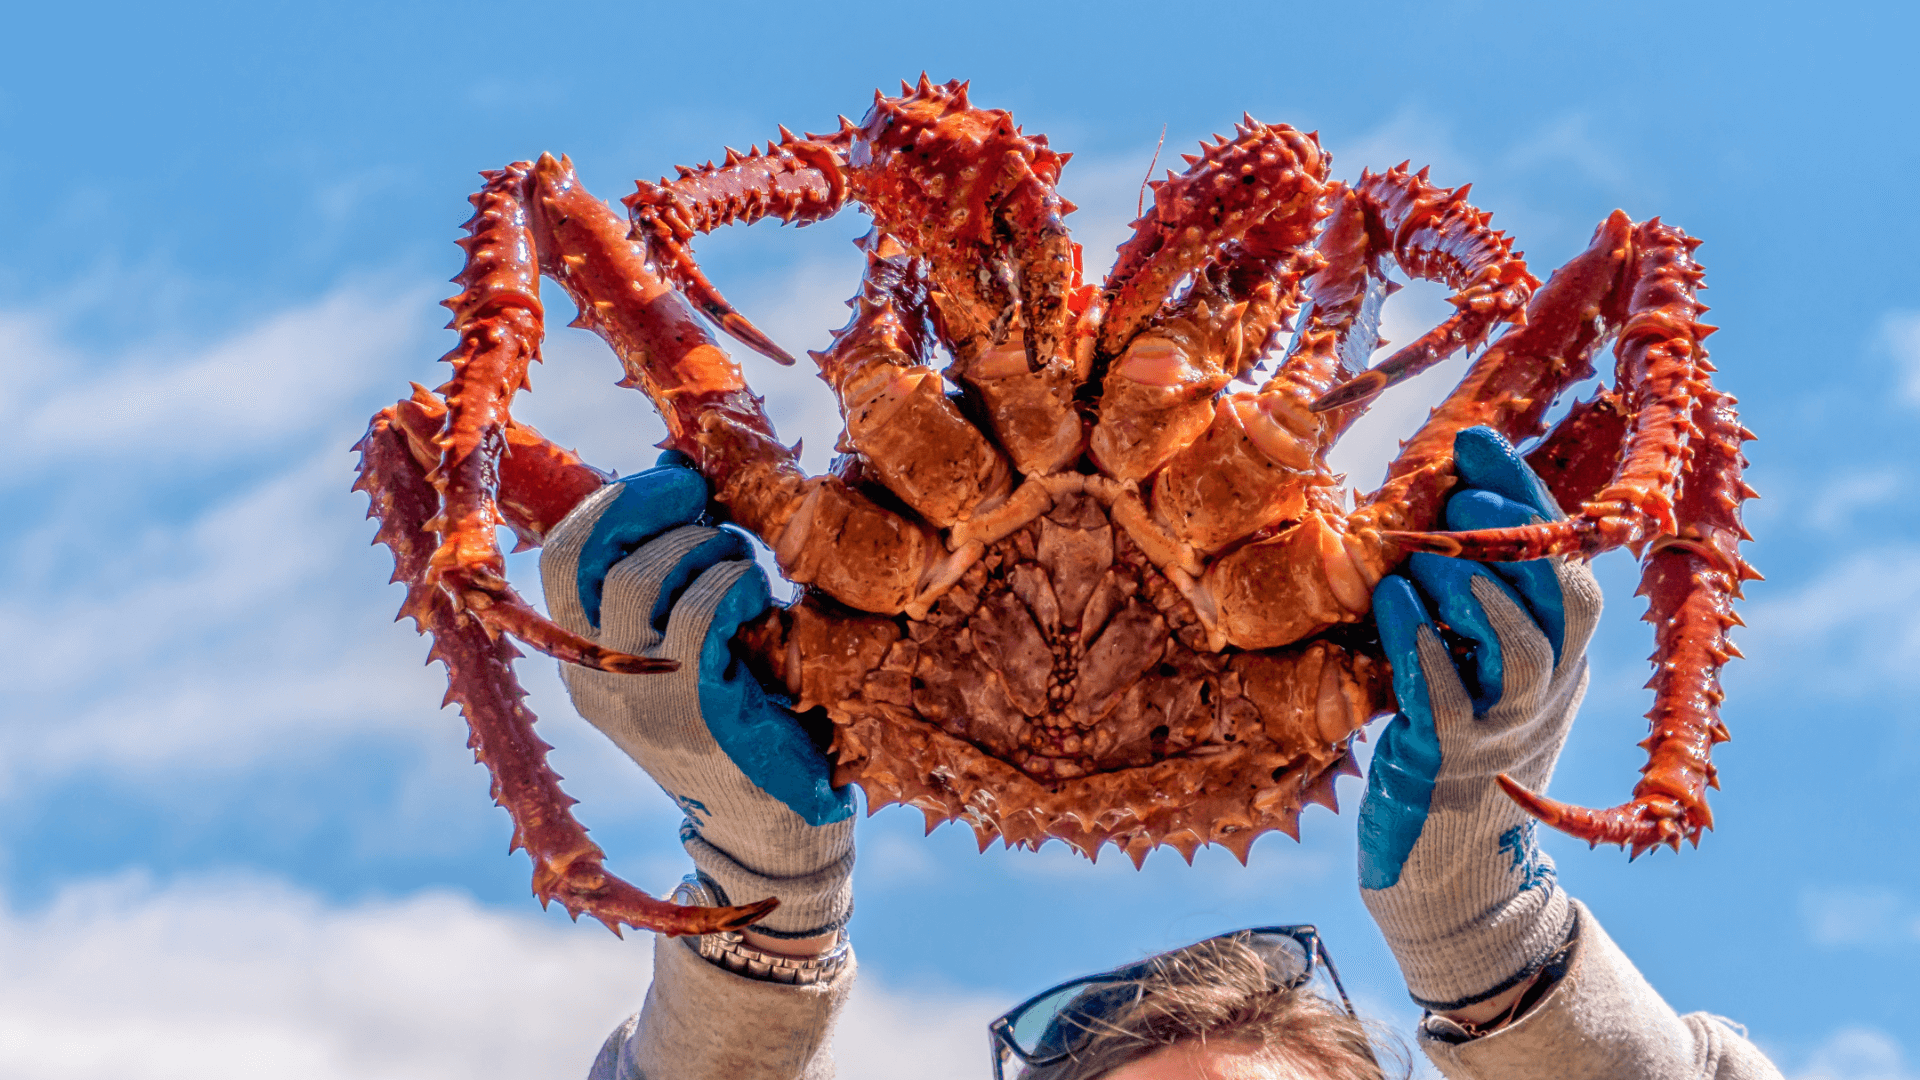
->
<box><xmin>669</xmin><ymin>874</ymin><xmax>851</xmax><ymax>986</ymax></box>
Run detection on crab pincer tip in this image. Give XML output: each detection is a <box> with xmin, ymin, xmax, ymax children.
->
<box><xmin>1494</xmin><ymin>773</ymin><xmax>1561</xmax><ymax>825</ymax></box>
<box><xmin>718</xmin><ymin>311</ymin><xmax>798</xmax><ymax>365</ymax></box>
<box><xmin>1381</xmin><ymin>530</ymin><xmax>1466</xmax><ymax>557</ymax></box>
<box><xmin>1310</xmin><ymin>370</ymin><xmax>1388</xmax><ymax>413</ymax></box>
<box><xmin>709</xmin><ymin>896</ymin><xmax>783</xmax><ymax>934</ymax></box>
<box><xmin>602</xmin><ymin>653</ymin><xmax>682</xmax><ymax>675</ymax></box>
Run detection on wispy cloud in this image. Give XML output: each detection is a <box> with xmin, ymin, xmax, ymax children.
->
<box><xmin>1881</xmin><ymin>311</ymin><xmax>1920</xmax><ymax>406</ymax></box>
<box><xmin>1738</xmin><ymin>546</ymin><xmax>1920</xmax><ymax>693</ymax></box>
<box><xmin>0</xmin><ymin>287</ymin><xmax>461</xmax><ymax>792</ymax></box>
<box><xmin>1500</xmin><ymin>113</ymin><xmax>1633</xmax><ymax>194</ymax></box>
<box><xmin>1791</xmin><ymin>1027</ymin><xmax>1918</xmax><ymax>1080</ymax></box>
<box><xmin>0</xmin><ymin>286</ymin><xmax>430</xmax><ymax>477</ymax></box>
<box><xmin>0</xmin><ymin>872</ymin><xmax>992</xmax><ymax>1080</ymax></box>
<box><xmin>1800</xmin><ymin>885</ymin><xmax>1920</xmax><ymax>947</ymax></box>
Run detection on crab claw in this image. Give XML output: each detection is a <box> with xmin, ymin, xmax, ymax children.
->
<box><xmin>1496</xmin><ymin>774</ymin><xmax>1703</xmax><ymax>857</ymax></box>
<box><xmin>634</xmin><ymin>227</ymin><xmax>797</xmax><ymax>366</ymax></box>
<box><xmin>1383</xmin><ymin>519</ymin><xmax>1605</xmax><ymax>562</ymax></box>
<box><xmin>459</xmin><ymin>584</ymin><xmax>679</xmax><ymax>675</ymax></box>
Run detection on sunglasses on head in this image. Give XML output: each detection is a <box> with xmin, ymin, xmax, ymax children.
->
<box><xmin>987</xmin><ymin>925</ymin><xmax>1353</xmax><ymax>1080</ymax></box>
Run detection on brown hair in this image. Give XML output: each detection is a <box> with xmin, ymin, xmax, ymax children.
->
<box><xmin>1019</xmin><ymin>936</ymin><xmax>1407</xmax><ymax>1080</ymax></box>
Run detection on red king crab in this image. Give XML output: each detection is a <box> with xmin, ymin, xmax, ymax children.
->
<box><xmin>354</xmin><ymin>77</ymin><xmax>1758</xmax><ymax>936</ymax></box>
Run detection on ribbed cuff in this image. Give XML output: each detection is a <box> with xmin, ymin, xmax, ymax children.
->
<box><xmin>1370</xmin><ymin>869</ymin><xmax>1575</xmax><ymax>1011</ymax></box>
<box><xmin>686</xmin><ymin>833</ymin><xmax>855</xmax><ymax>938</ymax></box>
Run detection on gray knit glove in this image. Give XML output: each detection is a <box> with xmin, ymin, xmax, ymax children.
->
<box><xmin>540</xmin><ymin>454</ymin><xmax>856</xmax><ymax>939</ymax></box>
<box><xmin>1358</xmin><ymin>427</ymin><xmax>1604</xmax><ymax>1011</ymax></box>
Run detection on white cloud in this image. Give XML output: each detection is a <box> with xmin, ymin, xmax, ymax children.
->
<box><xmin>1739</xmin><ymin>546</ymin><xmax>1920</xmax><ymax>691</ymax></box>
<box><xmin>1500</xmin><ymin>113</ymin><xmax>1633</xmax><ymax>194</ymax></box>
<box><xmin>0</xmin><ymin>287</ymin><xmax>458</xmax><ymax>789</ymax></box>
<box><xmin>1882</xmin><ymin>311</ymin><xmax>1920</xmax><ymax>406</ymax></box>
<box><xmin>0</xmin><ymin>873</ymin><xmax>994</xmax><ymax>1080</ymax></box>
<box><xmin>1800</xmin><ymin>886</ymin><xmax>1920</xmax><ymax>947</ymax></box>
<box><xmin>1806</xmin><ymin>468</ymin><xmax>1902</xmax><ymax>532</ymax></box>
<box><xmin>1792</xmin><ymin>1027</ymin><xmax>1918</xmax><ymax>1080</ymax></box>
<box><xmin>0</xmin><ymin>285</ymin><xmax>430</xmax><ymax>477</ymax></box>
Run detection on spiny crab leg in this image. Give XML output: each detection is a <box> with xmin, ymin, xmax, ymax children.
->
<box><xmin>1205</xmin><ymin>210</ymin><xmax>1630</xmax><ymax>652</ymax></box>
<box><xmin>1088</xmin><ymin>121</ymin><xmax>1331</xmax><ymax>484</ymax></box>
<box><xmin>427</xmin><ymin>162</ymin><xmax>668</xmax><ymax>676</ymax></box>
<box><xmin>1389</xmin><ymin>219</ymin><xmax>1713</xmax><ymax>563</ymax></box>
<box><xmin>1392</xmin><ymin>218</ymin><xmax>1759</xmax><ymax>854</ymax></box>
<box><xmin>811</xmin><ymin>230</ymin><xmax>1013</xmax><ymax>528</ymax></box>
<box><xmin>626</xmin><ymin>75</ymin><xmax>1083</xmax><ymax>374</ymax></box>
<box><xmin>1310</xmin><ymin>165</ymin><xmax>1540</xmax><ymax>412</ymax></box>
<box><xmin>852</xmin><ymin>75</ymin><xmax>1081</xmax><ymax>372</ymax></box>
<box><xmin>1520</xmin><ymin>387</ymin><xmax>1630</xmax><ymax>513</ymax></box>
<box><xmin>1498</xmin><ymin>388</ymin><xmax>1758</xmax><ymax>856</ymax></box>
<box><xmin>1097</xmin><ymin>117</ymin><xmax>1329</xmax><ymax>361</ymax></box>
<box><xmin>1292</xmin><ymin>180</ymin><xmax>1392</xmax><ymax>387</ymax></box>
<box><xmin>532</xmin><ymin>153</ymin><xmax>955</xmax><ymax>617</ymax></box>
<box><xmin>384</xmin><ymin>383</ymin><xmax>611</xmax><ymax>549</ymax></box>
<box><xmin>626</xmin><ymin>125</ymin><xmax>854</xmax><ymax>364</ymax></box>
<box><xmin>354</xmin><ymin>407</ymin><xmax>777</xmax><ymax>937</ymax></box>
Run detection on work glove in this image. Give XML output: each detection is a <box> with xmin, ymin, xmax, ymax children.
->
<box><xmin>1358</xmin><ymin>427</ymin><xmax>1604</xmax><ymax>1012</ymax></box>
<box><xmin>540</xmin><ymin>452</ymin><xmax>856</xmax><ymax>939</ymax></box>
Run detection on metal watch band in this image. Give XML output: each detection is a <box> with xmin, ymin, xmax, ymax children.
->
<box><xmin>670</xmin><ymin>875</ymin><xmax>851</xmax><ymax>986</ymax></box>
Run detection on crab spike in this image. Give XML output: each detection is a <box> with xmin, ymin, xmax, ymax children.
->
<box><xmin>1165</xmin><ymin>831</ymin><xmax>1201</xmax><ymax>865</ymax></box>
<box><xmin>1303</xmin><ymin>769</ymin><xmax>1341</xmax><ymax>813</ymax></box>
<box><xmin>1218</xmin><ymin>828</ymin><xmax>1261</xmax><ymax>865</ymax></box>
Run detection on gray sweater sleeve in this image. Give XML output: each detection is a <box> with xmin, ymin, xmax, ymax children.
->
<box><xmin>588</xmin><ymin>935</ymin><xmax>854</xmax><ymax>1080</ymax></box>
<box><xmin>1417</xmin><ymin>902</ymin><xmax>1781</xmax><ymax>1080</ymax></box>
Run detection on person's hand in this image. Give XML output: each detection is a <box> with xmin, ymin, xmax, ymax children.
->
<box><xmin>539</xmin><ymin>451</ymin><xmax>855</xmax><ymax>942</ymax></box>
<box><xmin>1357</xmin><ymin>427</ymin><xmax>1604</xmax><ymax>1016</ymax></box>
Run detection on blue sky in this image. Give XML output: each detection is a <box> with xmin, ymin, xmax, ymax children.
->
<box><xmin>3</xmin><ymin>1</ymin><xmax>1917</xmax><ymax>1076</ymax></box>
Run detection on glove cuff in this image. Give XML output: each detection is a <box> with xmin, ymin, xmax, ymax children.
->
<box><xmin>1364</xmin><ymin>837</ymin><xmax>1574</xmax><ymax>1011</ymax></box>
<box><xmin>686</xmin><ymin>830</ymin><xmax>855</xmax><ymax>938</ymax></box>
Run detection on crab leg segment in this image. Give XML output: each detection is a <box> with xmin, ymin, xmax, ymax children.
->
<box><xmin>852</xmin><ymin>76</ymin><xmax>1082</xmax><ymax>373</ymax></box>
<box><xmin>387</xmin><ymin>383</ymin><xmax>612</xmax><ymax>551</ymax></box>
<box><xmin>626</xmin><ymin>125</ymin><xmax>854</xmax><ymax>364</ymax></box>
<box><xmin>1499</xmin><ymin>388</ymin><xmax>1758</xmax><ymax>855</ymax></box>
<box><xmin>1387</xmin><ymin>217</ymin><xmax>1756</xmax><ymax>853</ymax></box>
<box><xmin>426</xmin><ymin>163</ymin><xmax>663</xmax><ymax>676</ymax></box>
<box><xmin>856</xmin><ymin>77</ymin><xmax>1088</xmax><ymax>474</ymax></box>
<box><xmin>1391</xmin><ymin>219</ymin><xmax>1712</xmax><ymax>562</ymax></box>
<box><xmin>354</xmin><ymin>410</ymin><xmax>775</xmax><ymax>937</ymax></box>
<box><xmin>1089</xmin><ymin>144</ymin><xmax>1330</xmax><ymax>485</ymax></box>
<box><xmin>1206</xmin><ymin>210</ymin><xmax>1631</xmax><ymax>651</ymax></box>
<box><xmin>1098</xmin><ymin>119</ymin><xmax>1328</xmax><ymax>360</ymax></box>
<box><xmin>529</xmin><ymin>154</ymin><xmax>946</xmax><ymax>616</ymax></box>
<box><xmin>1296</xmin><ymin>181</ymin><xmax>1393</xmax><ymax>386</ymax></box>
<box><xmin>1521</xmin><ymin>388</ymin><xmax>1630</xmax><ymax>514</ymax></box>
<box><xmin>1312</xmin><ymin>165</ymin><xmax>1540</xmax><ymax>411</ymax></box>
<box><xmin>813</xmin><ymin>232</ymin><xmax>1013</xmax><ymax>527</ymax></box>
<box><xmin>627</xmin><ymin>76</ymin><xmax>1083</xmax><ymax>379</ymax></box>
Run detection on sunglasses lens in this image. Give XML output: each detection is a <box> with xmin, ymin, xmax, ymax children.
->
<box><xmin>1009</xmin><ymin>977</ymin><xmax>1141</xmax><ymax>1060</ymax></box>
<box><xmin>1242</xmin><ymin>932</ymin><xmax>1313</xmax><ymax>987</ymax></box>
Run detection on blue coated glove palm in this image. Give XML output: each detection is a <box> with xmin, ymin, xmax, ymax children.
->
<box><xmin>1357</xmin><ymin>427</ymin><xmax>1603</xmax><ymax>1011</ymax></box>
<box><xmin>540</xmin><ymin>452</ymin><xmax>855</xmax><ymax>938</ymax></box>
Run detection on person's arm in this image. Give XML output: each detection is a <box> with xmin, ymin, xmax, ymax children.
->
<box><xmin>1357</xmin><ymin>427</ymin><xmax>1782</xmax><ymax>1079</ymax></box>
<box><xmin>540</xmin><ymin>453</ymin><xmax>858</xmax><ymax>1080</ymax></box>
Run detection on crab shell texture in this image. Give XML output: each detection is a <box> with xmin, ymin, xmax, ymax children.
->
<box><xmin>358</xmin><ymin>76</ymin><xmax>1755</xmax><ymax>932</ymax></box>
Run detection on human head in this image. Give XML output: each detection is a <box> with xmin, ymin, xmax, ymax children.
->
<box><xmin>1005</xmin><ymin>933</ymin><xmax>1403</xmax><ymax>1080</ymax></box>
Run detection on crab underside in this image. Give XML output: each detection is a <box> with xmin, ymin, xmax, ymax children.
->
<box><xmin>355</xmin><ymin>77</ymin><xmax>1755</xmax><ymax>935</ymax></box>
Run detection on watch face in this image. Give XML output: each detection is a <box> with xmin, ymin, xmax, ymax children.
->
<box><xmin>669</xmin><ymin>874</ymin><xmax>714</xmax><ymax>909</ymax></box>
